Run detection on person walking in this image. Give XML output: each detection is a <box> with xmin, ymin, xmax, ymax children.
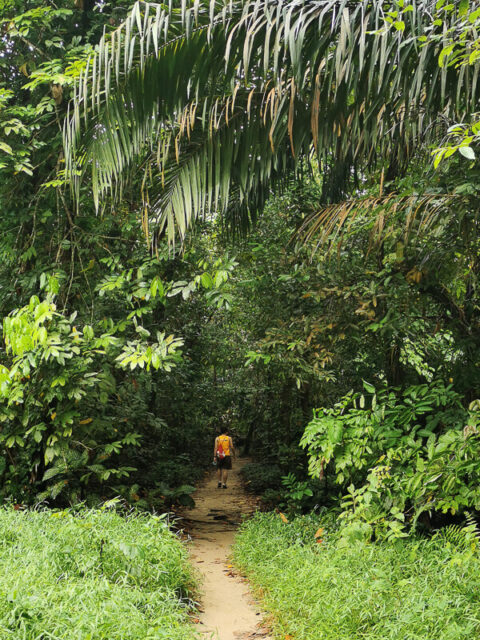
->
<box><xmin>213</xmin><ymin>427</ymin><xmax>235</xmax><ymax>489</ymax></box>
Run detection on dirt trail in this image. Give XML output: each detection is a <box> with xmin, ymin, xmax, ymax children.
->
<box><xmin>182</xmin><ymin>458</ymin><xmax>271</xmax><ymax>640</ymax></box>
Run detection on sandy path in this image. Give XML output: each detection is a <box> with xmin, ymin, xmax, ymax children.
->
<box><xmin>182</xmin><ymin>458</ymin><xmax>271</xmax><ymax>640</ymax></box>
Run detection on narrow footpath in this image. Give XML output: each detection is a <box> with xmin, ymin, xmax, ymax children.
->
<box><xmin>181</xmin><ymin>458</ymin><xmax>272</xmax><ymax>640</ymax></box>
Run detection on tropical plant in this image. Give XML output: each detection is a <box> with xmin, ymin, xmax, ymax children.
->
<box><xmin>302</xmin><ymin>381</ymin><xmax>480</xmax><ymax>535</ymax></box>
<box><xmin>431</xmin><ymin>1</ymin><xmax>480</xmax><ymax>165</ymax></box>
<box><xmin>65</xmin><ymin>0</ymin><xmax>480</xmax><ymax>243</ymax></box>
<box><xmin>278</xmin><ymin>472</ymin><xmax>316</xmax><ymax>514</ymax></box>
<box><xmin>0</xmin><ymin>292</ymin><xmax>186</xmax><ymax>502</ymax></box>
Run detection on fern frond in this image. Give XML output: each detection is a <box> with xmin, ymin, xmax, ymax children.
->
<box><xmin>435</xmin><ymin>515</ymin><xmax>480</xmax><ymax>550</ymax></box>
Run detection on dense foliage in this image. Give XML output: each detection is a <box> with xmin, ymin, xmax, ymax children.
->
<box><xmin>1</xmin><ymin>1</ymin><xmax>480</xmax><ymax>636</ymax></box>
<box><xmin>0</xmin><ymin>1</ymin><xmax>242</xmax><ymax>506</ymax></box>
<box><xmin>0</xmin><ymin>0</ymin><xmax>479</xmax><ymax>534</ymax></box>
<box><xmin>65</xmin><ymin>0</ymin><xmax>480</xmax><ymax>241</ymax></box>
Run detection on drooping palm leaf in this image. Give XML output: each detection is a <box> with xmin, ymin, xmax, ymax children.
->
<box><xmin>65</xmin><ymin>0</ymin><xmax>480</xmax><ymax>241</ymax></box>
<box><xmin>295</xmin><ymin>193</ymin><xmax>461</xmax><ymax>255</ymax></box>
<box><xmin>131</xmin><ymin>84</ymin><xmax>299</xmax><ymax>248</ymax></box>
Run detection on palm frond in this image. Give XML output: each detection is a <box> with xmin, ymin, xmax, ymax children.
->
<box><xmin>296</xmin><ymin>193</ymin><xmax>459</xmax><ymax>254</ymax></box>
<box><xmin>64</xmin><ymin>0</ymin><xmax>480</xmax><ymax>242</ymax></box>
<box><xmin>142</xmin><ymin>92</ymin><xmax>297</xmax><ymax>247</ymax></box>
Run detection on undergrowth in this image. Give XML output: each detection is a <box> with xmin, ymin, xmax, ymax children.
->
<box><xmin>233</xmin><ymin>512</ymin><xmax>480</xmax><ymax>640</ymax></box>
<box><xmin>240</xmin><ymin>462</ymin><xmax>283</xmax><ymax>494</ymax></box>
<box><xmin>0</xmin><ymin>506</ymin><xmax>197</xmax><ymax>639</ymax></box>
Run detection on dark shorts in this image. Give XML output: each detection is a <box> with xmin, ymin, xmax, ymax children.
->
<box><xmin>217</xmin><ymin>455</ymin><xmax>232</xmax><ymax>470</ymax></box>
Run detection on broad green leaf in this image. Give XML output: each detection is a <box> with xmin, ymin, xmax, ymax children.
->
<box><xmin>459</xmin><ymin>146</ymin><xmax>475</xmax><ymax>160</ymax></box>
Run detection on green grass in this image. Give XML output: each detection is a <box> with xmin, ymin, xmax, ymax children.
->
<box><xmin>233</xmin><ymin>512</ymin><xmax>480</xmax><ymax>640</ymax></box>
<box><xmin>0</xmin><ymin>507</ymin><xmax>197</xmax><ymax>639</ymax></box>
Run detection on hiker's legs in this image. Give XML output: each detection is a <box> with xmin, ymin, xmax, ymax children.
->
<box><xmin>221</xmin><ymin>456</ymin><xmax>232</xmax><ymax>487</ymax></box>
<box><xmin>217</xmin><ymin>466</ymin><xmax>222</xmax><ymax>486</ymax></box>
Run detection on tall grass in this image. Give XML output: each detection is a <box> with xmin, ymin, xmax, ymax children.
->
<box><xmin>234</xmin><ymin>512</ymin><xmax>480</xmax><ymax>640</ymax></box>
<box><xmin>0</xmin><ymin>507</ymin><xmax>197</xmax><ymax>639</ymax></box>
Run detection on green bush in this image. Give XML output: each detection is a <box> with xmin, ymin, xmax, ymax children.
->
<box><xmin>0</xmin><ymin>507</ymin><xmax>197</xmax><ymax>639</ymax></box>
<box><xmin>302</xmin><ymin>381</ymin><xmax>480</xmax><ymax>536</ymax></box>
<box><xmin>240</xmin><ymin>462</ymin><xmax>283</xmax><ymax>493</ymax></box>
<box><xmin>234</xmin><ymin>512</ymin><xmax>480</xmax><ymax>640</ymax></box>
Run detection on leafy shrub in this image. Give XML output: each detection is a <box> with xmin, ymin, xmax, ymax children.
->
<box><xmin>0</xmin><ymin>506</ymin><xmax>197</xmax><ymax>639</ymax></box>
<box><xmin>145</xmin><ymin>456</ymin><xmax>204</xmax><ymax>488</ymax></box>
<box><xmin>278</xmin><ymin>472</ymin><xmax>323</xmax><ymax>514</ymax></box>
<box><xmin>434</xmin><ymin>516</ymin><xmax>480</xmax><ymax>551</ymax></box>
<box><xmin>241</xmin><ymin>464</ymin><xmax>323</xmax><ymax>513</ymax></box>
<box><xmin>240</xmin><ymin>462</ymin><xmax>283</xmax><ymax>494</ymax></box>
<box><xmin>302</xmin><ymin>381</ymin><xmax>480</xmax><ymax>536</ymax></box>
<box><xmin>0</xmin><ymin>295</ymin><xmax>183</xmax><ymax>505</ymax></box>
<box><xmin>114</xmin><ymin>482</ymin><xmax>197</xmax><ymax>510</ymax></box>
<box><xmin>234</xmin><ymin>512</ymin><xmax>480</xmax><ymax>640</ymax></box>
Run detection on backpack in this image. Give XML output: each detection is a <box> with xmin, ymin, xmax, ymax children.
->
<box><xmin>216</xmin><ymin>441</ymin><xmax>226</xmax><ymax>459</ymax></box>
<box><xmin>216</xmin><ymin>435</ymin><xmax>229</xmax><ymax>459</ymax></box>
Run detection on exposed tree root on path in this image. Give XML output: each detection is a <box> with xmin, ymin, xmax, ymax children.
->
<box><xmin>181</xmin><ymin>458</ymin><xmax>272</xmax><ymax>640</ymax></box>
